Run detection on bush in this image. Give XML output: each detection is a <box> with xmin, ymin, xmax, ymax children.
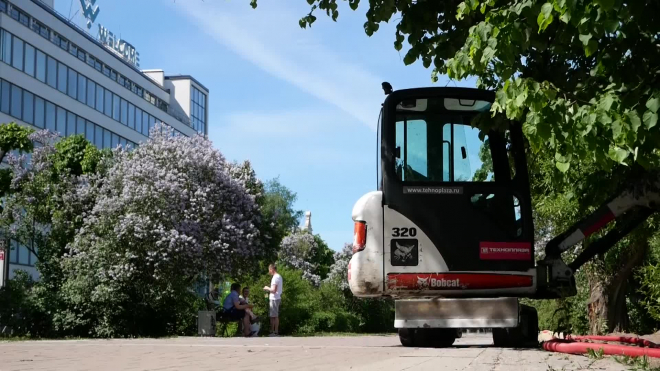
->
<box><xmin>637</xmin><ymin>263</ymin><xmax>660</xmax><ymax>324</ymax></box>
<box><xmin>244</xmin><ymin>266</ymin><xmax>360</xmax><ymax>336</ymax></box>
<box><xmin>0</xmin><ymin>270</ymin><xmax>53</xmax><ymax>338</ymax></box>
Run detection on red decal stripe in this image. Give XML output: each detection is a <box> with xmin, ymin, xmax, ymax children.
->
<box><xmin>582</xmin><ymin>211</ymin><xmax>615</xmax><ymax>237</ymax></box>
<box><xmin>479</xmin><ymin>241</ymin><xmax>531</xmax><ymax>260</ymax></box>
<box><xmin>387</xmin><ymin>273</ymin><xmax>533</xmax><ymax>291</ymax></box>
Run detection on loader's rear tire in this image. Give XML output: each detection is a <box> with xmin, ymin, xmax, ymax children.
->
<box><xmin>398</xmin><ymin>328</ymin><xmax>417</xmax><ymax>347</ymax></box>
<box><xmin>492</xmin><ymin>305</ymin><xmax>539</xmax><ymax>348</ymax></box>
<box><xmin>398</xmin><ymin>328</ymin><xmax>456</xmax><ymax>348</ymax></box>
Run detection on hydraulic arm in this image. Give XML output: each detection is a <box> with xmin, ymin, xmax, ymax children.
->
<box><xmin>536</xmin><ymin>169</ymin><xmax>660</xmax><ymax>299</ymax></box>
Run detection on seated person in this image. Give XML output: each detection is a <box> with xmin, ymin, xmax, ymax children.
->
<box><xmin>239</xmin><ymin>286</ymin><xmax>258</xmax><ymax>323</ymax></box>
<box><xmin>222</xmin><ymin>283</ymin><xmax>255</xmax><ymax>337</ymax></box>
<box><xmin>206</xmin><ymin>287</ymin><xmax>220</xmax><ymax>310</ymax></box>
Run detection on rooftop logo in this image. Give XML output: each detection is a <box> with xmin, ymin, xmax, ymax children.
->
<box><xmin>78</xmin><ymin>0</ymin><xmax>100</xmax><ymax>29</ymax></box>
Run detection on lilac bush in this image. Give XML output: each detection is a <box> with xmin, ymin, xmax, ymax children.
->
<box><xmin>325</xmin><ymin>243</ymin><xmax>352</xmax><ymax>291</ymax></box>
<box><xmin>57</xmin><ymin>125</ymin><xmax>263</xmax><ymax>336</ymax></box>
<box><xmin>278</xmin><ymin>231</ymin><xmax>322</xmax><ymax>286</ymax></box>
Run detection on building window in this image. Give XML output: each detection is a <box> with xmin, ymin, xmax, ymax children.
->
<box><xmin>87</xmin><ymin>80</ymin><xmax>96</xmax><ymax>109</ymax></box>
<box><xmin>103</xmin><ymin>128</ymin><xmax>111</xmax><ymax>148</ymax></box>
<box><xmin>10</xmin><ymin>84</ymin><xmax>21</xmax><ymax>119</ymax></box>
<box><xmin>56</xmin><ymin>107</ymin><xmax>66</xmax><ymax>136</ymax></box>
<box><xmin>120</xmin><ymin>99</ymin><xmax>128</xmax><ymax>125</ymax></box>
<box><xmin>94</xmin><ymin>125</ymin><xmax>103</xmax><ymax>148</ymax></box>
<box><xmin>67</xmin><ymin>111</ymin><xmax>75</xmax><ymax>137</ymax></box>
<box><xmin>45</xmin><ymin>101</ymin><xmax>55</xmax><ymax>132</ymax></box>
<box><xmin>96</xmin><ymin>85</ymin><xmax>104</xmax><ymax>114</ymax></box>
<box><xmin>23</xmin><ymin>90</ymin><xmax>34</xmax><ymax>124</ymax></box>
<box><xmin>34</xmin><ymin>96</ymin><xmax>44</xmax><ymax>128</ymax></box>
<box><xmin>0</xmin><ymin>80</ymin><xmax>9</xmax><ymax>114</ymax></box>
<box><xmin>32</xmin><ymin>21</ymin><xmax>49</xmax><ymax>39</ymax></box>
<box><xmin>77</xmin><ymin>116</ymin><xmax>85</xmax><ymax>135</ymax></box>
<box><xmin>112</xmin><ymin>93</ymin><xmax>120</xmax><ymax>121</ymax></box>
<box><xmin>68</xmin><ymin>69</ymin><xmax>77</xmax><ymax>99</ymax></box>
<box><xmin>18</xmin><ymin>243</ymin><xmax>31</xmax><ymax>265</ymax></box>
<box><xmin>57</xmin><ymin>62</ymin><xmax>67</xmax><ymax>94</ymax></box>
<box><xmin>11</xmin><ymin>35</ymin><xmax>23</xmax><ymax>70</ymax></box>
<box><xmin>54</xmin><ymin>34</ymin><xmax>68</xmax><ymax>51</ymax></box>
<box><xmin>191</xmin><ymin>86</ymin><xmax>207</xmax><ymax>134</ymax></box>
<box><xmin>142</xmin><ymin>110</ymin><xmax>149</xmax><ymax>135</ymax></box>
<box><xmin>1</xmin><ymin>30</ymin><xmax>11</xmax><ymax>64</ymax></box>
<box><xmin>0</xmin><ymin>1</ymin><xmax>7</xmax><ymax>13</ymax></box>
<box><xmin>86</xmin><ymin>120</ymin><xmax>94</xmax><ymax>142</ymax></box>
<box><xmin>24</xmin><ymin>43</ymin><xmax>34</xmax><ymax>77</ymax></box>
<box><xmin>10</xmin><ymin>6</ymin><xmax>28</xmax><ymax>27</ymax></box>
<box><xmin>46</xmin><ymin>55</ymin><xmax>56</xmax><ymax>88</ymax></box>
<box><xmin>77</xmin><ymin>74</ymin><xmax>86</xmax><ymax>104</ymax></box>
<box><xmin>128</xmin><ymin>104</ymin><xmax>135</xmax><ymax>130</ymax></box>
<box><xmin>9</xmin><ymin>240</ymin><xmax>17</xmax><ymax>264</ymax></box>
<box><xmin>104</xmin><ymin>88</ymin><xmax>112</xmax><ymax>116</ymax></box>
<box><xmin>36</xmin><ymin>49</ymin><xmax>46</xmax><ymax>82</ymax></box>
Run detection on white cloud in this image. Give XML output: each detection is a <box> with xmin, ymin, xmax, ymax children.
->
<box><xmin>210</xmin><ymin>108</ymin><xmax>373</xmax><ymax>167</ymax></box>
<box><xmin>173</xmin><ymin>1</ymin><xmax>383</xmax><ymax>131</ymax></box>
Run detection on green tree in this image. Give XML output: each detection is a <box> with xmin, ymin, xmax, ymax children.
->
<box><xmin>262</xmin><ymin>177</ymin><xmax>304</xmax><ymax>238</ymax></box>
<box><xmin>252</xmin><ymin>177</ymin><xmax>304</xmax><ymax>272</ymax></box>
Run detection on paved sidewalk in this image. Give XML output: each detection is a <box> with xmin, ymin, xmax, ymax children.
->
<box><xmin>0</xmin><ymin>334</ymin><xmax>629</xmax><ymax>371</ymax></box>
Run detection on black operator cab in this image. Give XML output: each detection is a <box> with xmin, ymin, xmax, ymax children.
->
<box><xmin>380</xmin><ymin>87</ymin><xmax>534</xmax><ymax>273</ymax></box>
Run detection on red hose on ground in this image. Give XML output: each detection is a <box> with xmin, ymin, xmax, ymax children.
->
<box><xmin>566</xmin><ymin>335</ymin><xmax>660</xmax><ymax>348</ymax></box>
<box><xmin>543</xmin><ymin>335</ymin><xmax>660</xmax><ymax>358</ymax></box>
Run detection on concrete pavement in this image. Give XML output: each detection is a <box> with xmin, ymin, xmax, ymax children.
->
<box><xmin>0</xmin><ymin>334</ymin><xmax>630</xmax><ymax>371</ymax></box>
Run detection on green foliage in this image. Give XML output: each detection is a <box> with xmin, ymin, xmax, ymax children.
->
<box><xmin>636</xmin><ymin>263</ymin><xmax>660</xmax><ymax>323</ymax></box>
<box><xmin>245</xmin><ymin>266</ymin><xmax>359</xmax><ymax>335</ymax></box>
<box><xmin>262</xmin><ymin>177</ymin><xmax>304</xmax><ymax>238</ymax></box>
<box><xmin>52</xmin><ymin>135</ymin><xmax>103</xmax><ymax>177</ymax></box>
<box><xmin>0</xmin><ymin>122</ymin><xmax>34</xmax><ymax>161</ymax></box>
<box><xmin>0</xmin><ymin>271</ymin><xmax>53</xmax><ymax>338</ymax></box>
<box><xmin>241</xmin><ymin>177</ymin><xmax>304</xmax><ymax>281</ymax></box>
<box><xmin>312</xmin><ymin>234</ymin><xmax>335</xmax><ymax>280</ymax></box>
<box><xmin>0</xmin><ymin>123</ymin><xmax>35</xmax><ymax>198</ymax></box>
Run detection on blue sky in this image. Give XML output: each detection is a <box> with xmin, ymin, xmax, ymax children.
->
<box><xmin>57</xmin><ymin>0</ymin><xmax>478</xmax><ymax>251</ymax></box>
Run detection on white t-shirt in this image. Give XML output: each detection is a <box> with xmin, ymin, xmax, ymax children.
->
<box><xmin>270</xmin><ymin>273</ymin><xmax>283</xmax><ymax>300</ymax></box>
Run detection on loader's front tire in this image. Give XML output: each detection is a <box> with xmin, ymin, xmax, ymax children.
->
<box><xmin>398</xmin><ymin>328</ymin><xmax>417</xmax><ymax>347</ymax></box>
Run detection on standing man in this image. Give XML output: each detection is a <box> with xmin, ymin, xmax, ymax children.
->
<box><xmin>263</xmin><ymin>264</ymin><xmax>283</xmax><ymax>337</ymax></box>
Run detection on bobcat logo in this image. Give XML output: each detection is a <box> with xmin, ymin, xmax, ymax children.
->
<box><xmin>416</xmin><ymin>276</ymin><xmax>430</xmax><ymax>289</ymax></box>
<box><xmin>394</xmin><ymin>241</ymin><xmax>415</xmax><ymax>262</ymax></box>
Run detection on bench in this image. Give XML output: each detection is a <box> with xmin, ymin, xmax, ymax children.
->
<box><xmin>216</xmin><ymin>310</ymin><xmax>243</xmax><ymax>337</ymax></box>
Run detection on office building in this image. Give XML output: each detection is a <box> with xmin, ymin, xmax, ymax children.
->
<box><xmin>0</xmin><ymin>0</ymin><xmax>209</xmax><ymax>280</ymax></box>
